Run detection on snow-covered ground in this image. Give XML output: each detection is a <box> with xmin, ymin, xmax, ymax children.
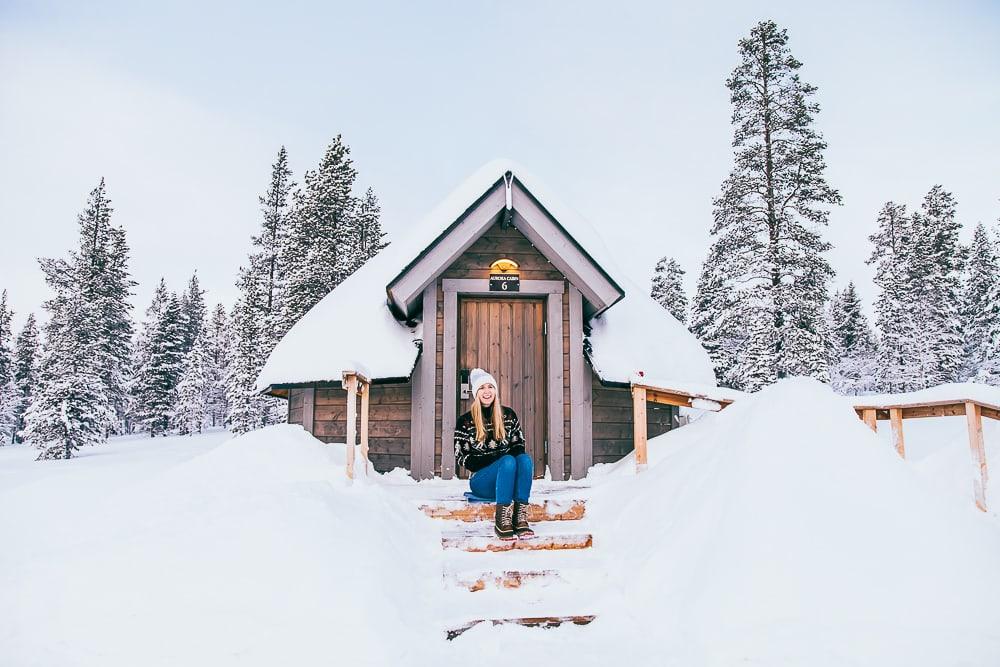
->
<box><xmin>3</xmin><ymin>378</ymin><xmax>1000</xmax><ymax>666</ymax></box>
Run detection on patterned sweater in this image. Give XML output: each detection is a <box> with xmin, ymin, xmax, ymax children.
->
<box><xmin>453</xmin><ymin>404</ymin><xmax>526</xmax><ymax>473</ymax></box>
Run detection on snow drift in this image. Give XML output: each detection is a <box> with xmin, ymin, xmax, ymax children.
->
<box><xmin>588</xmin><ymin>377</ymin><xmax>1000</xmax><ymax>665</ymax></box>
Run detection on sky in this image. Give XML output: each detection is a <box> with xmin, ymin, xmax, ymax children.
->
<box><xmin>1</xmin><ymin>0</ymin><xmax>998</xmax><ymax>332</ymax></box>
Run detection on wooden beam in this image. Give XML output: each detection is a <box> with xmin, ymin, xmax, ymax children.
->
<box><xmin>546</xmin><ymin>291</ymin><xmax>565</xmax><ymax>481</ymax></box>
<box><xmin>345</xmin><ymin>374</ymin><xmax>358</xmax><ymax>480</ymax></box>
<box><xmin>862</xmin><ymin>408</ymin><xmax>877</xmax><ymax>432</ymax></box>
<box><xmin>440</xmin><ymin>289</ymin><xmax>458</xmax><ymax>479</ymax></box>
<box><xmin>632</xmin><ymin>386</ymin><xmax>648</xmax><ymax>472</ymax></box>
<box><xmin>981</xmin><ymin>405</ymin><xmax>1000</xmax><ymax>421</ymax></box>
<box><xmin>965</xmin><ymin>401</ymin><xmax>988</xmax><ymax>512</ymax></box>
<box><xmin>568</xmin><ymin>286</ymin><xmax>591</xmax><ymax>480</ymax></box>
<box><xmin>360</xmin><ymin>380</ymin><xmax>370</xmax><ymax>478</ymax></box>
<box><xmin>302</xmin><ymin>387</ymin><xmax>315</xmax><ymax>435</ymax></box>
<box><xmin>889</xmin><ymin>407</ymin><xmax>905</xmax><ymax>459</ymax></box>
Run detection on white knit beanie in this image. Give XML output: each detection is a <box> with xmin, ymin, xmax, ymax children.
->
<box><xmin>469</xmin><ymin>368</ymin><xmax>498</xmax><ymax>399</ymax></box>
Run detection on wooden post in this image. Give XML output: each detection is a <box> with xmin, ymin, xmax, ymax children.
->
<box><xmin>862</xmin><ymin>409</ymin><xmax>877</xmax><ymax>432</ymax></box>
<box><xmin>632</xmin><ymin>385</ymin><xmax>648</xmax><ymax>473</ymax></box>
<box><xmin>889</xmin><ymin>407</ymin><xmax>905</xmax><ymax>459</ymax></box>
<box><xmin>965</xmin><ymin>401</ymin><xmax>988</xmax><ymax>512</ymax></box>
<box><xmin>345</xmin><ymin>374</ymin><xmax>358</xmax><ymax>480</ymax></box>
<box><xmin>359</xmin><ymin>380</ymin><xmax>371</xmax><ymax>478</ymax></box>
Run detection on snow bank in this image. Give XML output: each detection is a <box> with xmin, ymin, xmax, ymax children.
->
<box><xmin>1</xmin><ymin>426</ymin><xmax>442</xmax><ymax>667</ymax></box>
<box><xmin>587</xmin><ymin>377</ymin><xmax>1000</xmax><ymax>665</ymax></box>
<box><xmin>257</xmin><ymin>159</ymin><xmax>716</xmax><ymax>390</ymax></box>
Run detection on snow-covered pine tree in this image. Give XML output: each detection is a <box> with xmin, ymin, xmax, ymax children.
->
<box><xmin>204</xmin><ymin>303</ymin><xmax>230</xmax><ymax>427</ymax></box>
<box><xmin>132</xmin><ymin>290</ymin><xmax>186</xmax><ymax>436</ymax></box>
<box><xmin>827</xmin><ymin>283</ymin><xmax>878</xmax><ymax>394</ymax></box>
<box><xmin>254</xmin><ymin>147</ymin><xmax>295</xmax><ymax>335</ymax></box>
<box><xmin>650</xmin><ymin>256</ymin><xmax>688</xmax><ymax>325</ymax></box>
<box><xmin>962</xmin><ymin>222</ymin><xmax>1000</xmax><ymax>383</ymax></box>
<box><xmin>127</xmin><ymin>279</ymin><xmax>169</xmax><ymax>430</ymax></box>
<box><xmin>907</xmin><ymin>186</ymin><xmax>967</xmax><ymax>385</ymax></box>
<box><xmin>179</xmin><ymin>272</ymin><xmax>206</xmax><ymax>356</ymax></box>
<box><xmin>347</xmin><ymin>186</ymin><xmax>389</xmax><ymax>276</ymax></box>
<box><xmin>227</xmin><ymin>268</ymin><xmax>281</xmax><ymax>434</ymax></box>
<box><xmin>690</xmin><ymin>239</ymin><xmax>744</xmax><ymax>386</ymax></box>
<box><xmin>0</xmin><ymin>291</ymin><xmax>17</xmax><ymax>443</ymax></box>
<box><xmin>281</xmin><ymin>135</ymin><xmax>358</xmax><ymax>333</ymax></box>
<box><xmin>12</xmin><ymin>313</ymin><xmax>39</xmax><ymax>443</ymax></box>
<box><xmin>23</xmin><ymin>259</ymin><xmax>112</xmax><ymax>459</ymax></box>
<box><xmin>705</xmin><ymin>20</ymin><xmax>840</xmax><ymax>391</ymax></box>
<box><xmin>172</xmin><ymin>328</ymin><xmax>210</xmax><ymax>435</ymax></box>
<box><xmin>68</xmin><ymin>180</ymin><xmax>135</xmax><ymax>434</ymax></box>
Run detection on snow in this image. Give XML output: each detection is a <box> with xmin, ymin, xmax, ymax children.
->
<box><xmin>256</xmin><ymin>159</ymin><xmax>715</xmax><ymax>391</ymax></box>
<box><xmin>6</xmin><ymin>377</ymin><xmax>1000</xmax><ymax>665</ymax></box>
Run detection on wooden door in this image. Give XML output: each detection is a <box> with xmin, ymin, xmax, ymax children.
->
<box><xmin>458</xmin><ymin>297</ymin><xmax>546</xmax><ymax>477</ymax></box>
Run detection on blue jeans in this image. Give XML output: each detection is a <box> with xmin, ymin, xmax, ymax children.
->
<box><xmin>470</xmin><ymin>453</ymin><xmax>533</xmax><ymax>505</ymax></box>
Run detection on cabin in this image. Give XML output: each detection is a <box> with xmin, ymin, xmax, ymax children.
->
<box><xmin>256</xmin><ymin>160</ymin><xmax>718</xmax><ymax>480</ymax></box>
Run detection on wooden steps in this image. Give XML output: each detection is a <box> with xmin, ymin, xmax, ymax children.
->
<box><xmin>446</xmin><ymin>569</ymin><xmax>562</xmax><ymax>592</ymax></box>
<box><xmin>431</xmin><ymin>493</ymin><xmax>597</xmax><ymax>639</ymax></box>
<box><xmin>445</xmin><ymin>615</ymin><xmax>596</xmax><ymax>640</ymax></box>
<box><xmin>420</xmin><ymin>499</ymin><xmax>585</xmax><ymax>522</ymax></box>
<box><xmin>441</xmin><ymin>531</ymin><xmax>593</xmax><ymax>553</ymax></box>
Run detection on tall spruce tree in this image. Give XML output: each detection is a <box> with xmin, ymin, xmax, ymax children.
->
<box><xmin>0</xmin><ymin>291</ymin><xmax>16</xmax><ymax>443</ymax></box>
<box><xmin>691</xmin><ymin>239</ymin><xmax>744</xmax><ymax>386</ymax></box>
<box><xmin>281</xmin><ymin>135</ymin><xmax>358</xmax><ymax>333</ymax></box>
<box><xmin>204</xmin><ymin>303</ymin><xmax>230</xmax><ymax>427</ymax></box>
<box><xmin>173</xmin><ymin>328</ymin><xmax>210</xmax><ymax>435</ymax></box>
<box><xmin>650</xmin><ymin>257</ymin><xmax>689</xmax><ymax>325</ymax></box>
<box><xmin>907</xmin><ymin>186</ymin><xmax>966</xmax><ymax>385</ymax></box>
<box><xmin>24</xmin><ymin>261</ymin><xmax>112</xmax><ymax>459</ymax></box>
<box><xmin>255</xmin><ymin>146</ymin><xmax>295</xmax><ymax>329</ymax></box>
<box><xmin>700</xmin><ymin>20</ymin><xmax>841</xmax><ymax>391</ymax></box>
<box><xmin>227</xmin><ymin>269</ymin><xmax>282</xmax><ymax>434</ymax></box>
<box><xmin>962</xmin><ymin>222</ymin><xmax>1000</xmax><ymax>383</ymax></box>
<box><xmin>12</xmin><ymin>313</ymin><xmax>39</xmax><ymax>443</ymax></box>
<box><xmin>179</xmin><ymin>272</ymin><xmax>206</xmax><ymax>355</ymax></box>
<box><xmin>132</xmin><ymin>289</ymin><xmax>186</xmax><ymax>436</ymax></box>
<box><xmin>827</xmin><ymin>283</ymin><xmax>878</xmax><ymax>394</ymax></box>
<box><xmin>348</xmin><ymin>187</ymin><xmax>389</xmax><ymax>276</ymax></box>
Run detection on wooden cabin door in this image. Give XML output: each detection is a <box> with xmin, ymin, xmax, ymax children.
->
<box><xmin>458</xmin><ymin>297</ymin><xmax>546</xmax><ymax>478</ymax></box>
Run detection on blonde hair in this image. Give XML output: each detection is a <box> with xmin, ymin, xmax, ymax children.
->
<box><xmin>471</xmin><ymin>390</ymin><xmax>506</xmax><ymax>444</ymax></box>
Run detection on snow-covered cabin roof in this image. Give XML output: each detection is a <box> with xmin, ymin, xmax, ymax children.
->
<box><xmin>256</xmin><ymin>159</ymin><xmax>716</xmax><ymax>392</ymax></box>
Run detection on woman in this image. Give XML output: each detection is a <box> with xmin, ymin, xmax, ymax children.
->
<box><xmin>454</xmin><ymin>368</ymin><xmax>534</xmax><ymax>539</ymax></box>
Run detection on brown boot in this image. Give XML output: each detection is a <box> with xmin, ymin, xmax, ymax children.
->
<box><xmin>494</xmin><ymin>502</ymin><xmax>515</xmax><ymax>540</ymax></box>
<box><xmin>513</xmin><ymin>501</ymin><xmax>534</xmax><ymax>537</ymax></box>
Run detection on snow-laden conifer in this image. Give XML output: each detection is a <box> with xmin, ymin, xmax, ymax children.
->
<box><xmin>907</xmin><ymin>186</ymin><xmax>966</xmax><ymax>385</ymax></box>
<box><xmin>691</xmin><ymin>239</ymin><xmax>743</xmax><ymax>386</ymax></box>
<box><xmin>255</xmin><ymin>146</ymin><xmax>295</xmax><ymax>335</ymax></box>
<box><xmin>347</xmin><ymin>187</ymin><xmax>389</xmax><ymax>277</ymax></box>
<box><xmin>227</xmin><ymin>268</ymin><xmax>282</xmax><ymax>433</ymax></box>
<box><xmin>962</xmin><ymin>222</ymin><xmax>1000</xmax><ymax>383</ymax></box>
<box><xmin>179</xmin><ymin>272</ymin><xmax>206</xmax><ymax>355</ymax></box>
<box><xmin>700</xmin><ymin>20</ymin><xmax>841</xmax><ymax>391</ymax></box>
<box><xmin>650</xmin><ymin>257</ymin><xmax>688</xmax><ymax>325</ymax></box>
<box><xmin>173</xmin><ymin>329</ymin><xmax>210</xmax><ymax>435</ymax></box>
<box><xmin>827</xmin><ymin>283</ymin><xmax>878</xmax><ymax>394</ymax></box>
<box><xmin>204</xmin><ymin>303</ymin><xmax>230</xmax><ymax>427</ymax></box>
<box><xmin>0</xmin><ymin>291</ymin><xmax>16</xmax><ymax>443</ymax></box>
<box><xmin>132</xmin><ymin>289</ymin><xmax>186</xmax><ymax>436</ymax></box>
<box><xmin>281</xmin><ymin>135</ymin><xmax>358</xmax><ymax>333</ymax></box>
<box><xmin>12</xmin><ymin>313</ymin><xmax>39</xmax><ymax>443</ymax></box>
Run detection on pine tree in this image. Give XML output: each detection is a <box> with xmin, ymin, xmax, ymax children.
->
<box><xmin>0</xmin><ymin>291</ymin><xmax>17</xmax><ymax>443</ymax></box>
<box><xmin>75</xmin><ymin>180</ymin><xmax>135</xmax><ymax>434</ymax></box>
<box><xmin>23</xmin><ymin>263</ymin><xmax>112</xmax><ymax>459</ymax></box>
<box><xmin>254</xmin><ymin>146</ymin><xmax>295</xmax><ymax>327</ymax></box>
<box><xmin>827</xmin><ymin>283</ymin><xmax>878</xmax><ymax>394</ymax></box>
<box><xmin>204</xmin><ymin>303</ymin><xmax>230</xmax><ymax>427</ymax></box>
<box><xmin>701</xmin><ymin>20</ymin><xmax>841</xmax><ymax>391</ymax></box>
<box><xmin>907</xmin><ymin>186</ymin><xmax>966</xmax><ymax>385</ymax></box>
<box><xmin>179</xmin><ymin>272</ymin><xmax>206</xmax><ymax>355</ymax></box>
<box><xmin>650</xmin><ymin>257</ymin><xmax>688</xmax><ymax>325</ymax></box>
<box><xmin>962</xmin><ymin>222</ymin><xmax>1000</xmax><ymax>383</ymax></box>
<box><xmin>347</xmin><ymin>187</ymin><xmax>389</xmax><ymax>276</ymax></box>
<box><xmin>172</xmin><ymin>329</ymin><xmax>210</xmax><ymax>435</ymax></box>
<box><xmin>281</xmin><ymin>135</ymin><xmax>358</xmax><ymax>333</ymax></box>
<box><xmin>690</xmin><ymin>239</ymin><xmax>744</xmax><ymax>386</ymax></box>
<box><xmin>132</xmin><ymin>290</ymin><xmax>186</xmax><ymax>436</ymax></box>
<box><xmin>12</xmin><ymin>313</ymin><xmax>39</xmax><ymax>443</ymax></box>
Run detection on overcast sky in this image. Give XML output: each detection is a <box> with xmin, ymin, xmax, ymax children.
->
<box><xmin>2</xmin><ymin>0</ymin><xmax>998</xmax><ymax>331</ymax></box>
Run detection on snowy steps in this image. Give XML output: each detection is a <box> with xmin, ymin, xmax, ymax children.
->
<box><xmin>424</xmin><ymin>496</ymin><xmax>600</xmax><ymax>639</ymax></box>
